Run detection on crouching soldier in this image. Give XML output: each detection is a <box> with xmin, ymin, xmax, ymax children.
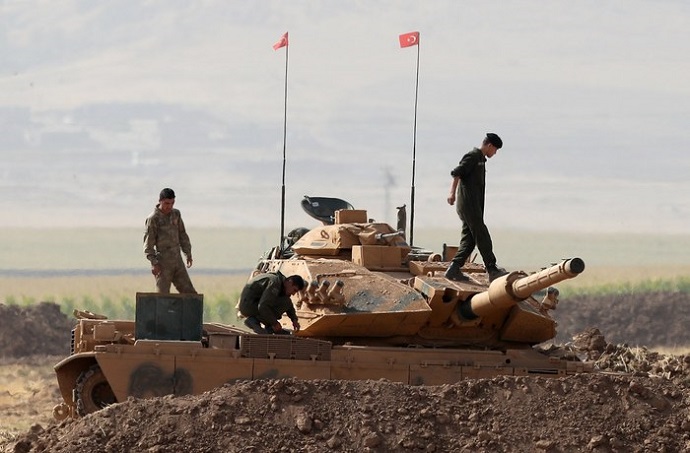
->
<box><xmin>239</xmin><ymin>272</ymin><xmax>305</xmax><ymax>334</ymax></box>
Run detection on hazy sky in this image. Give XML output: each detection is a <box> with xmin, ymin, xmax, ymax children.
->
<box><xmin>1</xmin><ymin>0</ymin><xmax>689</xmax><ymax>235</ymax></box>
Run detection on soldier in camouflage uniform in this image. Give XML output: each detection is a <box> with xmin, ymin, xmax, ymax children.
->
<box><xmin>143</xmin><ymin>188</ymin><xmax>197</xmax><ymax>294</ymax></box>
<box><xmin>445</xmin><ymin>133</ymin><xmax>508</xmax><ymax>283</ymax></box>
<box><xmin>238</xmin><ymin>272</ymin><xmax>305</xmax><ymax>334</ymax></box>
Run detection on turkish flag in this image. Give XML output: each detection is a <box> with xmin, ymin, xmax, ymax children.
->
<box><xmin>273</xmin><ymin>32</ymin><xmax>288</xmax><ymax>50</ymax></box>
<box><xmin>399</xmin><ymin>31</ymin><xmax>419</xmax><ymax>48</ymax></box>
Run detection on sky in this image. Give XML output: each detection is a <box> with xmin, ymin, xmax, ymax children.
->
<box><xmin>1</xmin><ymin>0</ymin><xmax>689</xmax><ymax>235</ymax></box>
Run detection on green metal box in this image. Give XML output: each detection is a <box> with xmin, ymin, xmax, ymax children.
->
<box><xmin>135</xmin><ymin>292</ymin><xmax>203</xmax><ymax>341</ymax></box>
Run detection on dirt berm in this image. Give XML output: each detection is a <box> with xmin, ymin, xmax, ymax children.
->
<box><xmin>0</xmin><ymin>302</ymin><xmax>73</xmax><ymax>358</ymax></box>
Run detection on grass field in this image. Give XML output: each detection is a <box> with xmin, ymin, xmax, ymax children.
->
<box><xmin>1</xmin><ymin>227</ymin><xmax>688</xmax><ymax>323</ymax></box>
<box><xmin>0</xmin><ymin>357</ymin><xmax>59</xmax><ymax>435</ymax></box>
<box><xmin>3</xmin><ymin>227</ymin><xmax>689</xmax><ymax>271</ymax></box>
<box><xmin>0</xmin><ymin>273</ymin><xmax>249</xmax><ymax>324</ymax></box>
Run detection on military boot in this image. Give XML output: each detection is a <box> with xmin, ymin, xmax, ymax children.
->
<box><xmin>486</xmin><ymin>265</ymin><xmax>508</xmax><ymax>282</ymax></box>
<box><xmin>243</xmin><ymin>317</ymin><xmax>267</xmax><ymax>334</ymax></box>
<box><xmin>444</xmin><ymin>262</ymin><xmax>470</xmax><ymax>282</ymax></box>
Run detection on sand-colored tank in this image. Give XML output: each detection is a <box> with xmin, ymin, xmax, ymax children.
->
<box><xmin>255</xmin><ymin>196</ymin><xmax>584</xmax><ymax>350</ymax></box>
<box><xmin>53</xmin><ymin>197</ymin><xmax>589</xmax><ymax>420</ymax></box>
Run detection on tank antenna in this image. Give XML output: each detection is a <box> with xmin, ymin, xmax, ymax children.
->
<box><xmin>274</xmin><ymin>32</ymin><xmax>290</xmax><ymax>252</ymax></box>
<box><xmin>399</xmin><ymin>31</ymin><xmax>421</xmax><ymax>247</ymax></box>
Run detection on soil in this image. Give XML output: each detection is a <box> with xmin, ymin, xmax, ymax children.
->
<box><xmin>554</xmin><ymin>291</ymin><xmax>690</xmax><ymax>348</ymax></box>
<box><xmin>0</xmin><ymin>302</ymin><xmax>73</xmax><ymax>358</ymax></box>
<box><xmin>1</xmin><ymin>292</ymin><xmax>690</xmax><ymax>453</ymax></box>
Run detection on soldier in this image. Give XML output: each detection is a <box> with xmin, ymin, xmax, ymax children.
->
<box><xmin>541</xmin><ymin>287</ymin><xmax>560</xmax><ymax>312</ymax></box>
<box><xmin>445</xmin><ymin>133</ymin><xmax>508</xmax><ymax>282</ymax></box>
<box><xmin>239</xmin><ymin>272</ymin><xmax>305</xmax><ymax>334</ymax></box>
<box><xmin>143</xmin><ymin>188</ymin><xmax>197</xmax><ymax>294</ymax></box>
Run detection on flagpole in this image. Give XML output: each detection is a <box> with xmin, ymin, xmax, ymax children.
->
<box><xmin>279</xmin><ymin>38</ymin><xmax>289</xmax><ymax>253</ymax></box>
<box><xmin>409</xmin><ymin>41</ymin><xmax>420</xmax><ymax>247</ymax></box>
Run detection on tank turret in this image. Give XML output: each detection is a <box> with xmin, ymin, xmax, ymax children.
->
<box><xmin>253</xmin><ymin>195</ymin><xmax>586</xmax><ymax>350</ymax></box>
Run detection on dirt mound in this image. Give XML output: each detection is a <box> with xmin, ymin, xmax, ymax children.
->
<box><xmin>0</xmin><ymin>303</ymin><xmax>73</xmax><ymax>358</ymax></box>
<box><xmin>555</xmin><ymin>291</ymin><xmax>690</xmax><ymax>347</ymax></box>
<box><xmin>12</xmin><ymin>373</ymin><xmax>690</xmax><ymax>453</ymax></box>
<box><xmin>568</xmin><ymin>327</ymin><xmax>690</xmax><ymax>384</ymax></box>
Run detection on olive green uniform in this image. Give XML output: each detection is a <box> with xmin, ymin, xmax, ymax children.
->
<box><xmin>450</xmin><ymin>147</ymin><xmax>498</xmax><ymax>268</ymax></box>
<box><xmin>143</xmin><ymin>206</ymin><xmax>196</xmax><ymax>294</ymax></box>
<box><xmin>239</xmin><ymin>272</ymin><xmax>297</xmax><ymax>329</ymax></box>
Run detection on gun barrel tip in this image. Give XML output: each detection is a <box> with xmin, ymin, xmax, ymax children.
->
<box><xmin>568</xmin><ymin>257</ymin><xmax>585</xmax><ymax>274</ymax></box>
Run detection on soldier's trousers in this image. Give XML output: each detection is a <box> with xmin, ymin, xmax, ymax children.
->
<box><xmin>451</xmin><ymin>207</ymin><xmax>497</xmax><ymax>268</ymax></box>
<box><xmin>155</xmin><ymin>256</ymin><xmax>197</xmax><ymax>294</ymax></box>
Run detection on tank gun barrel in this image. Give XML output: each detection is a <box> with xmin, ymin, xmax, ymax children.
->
<box><xmin>375</xmin><ymin>231</ymin><xmax>405</xmax><ymax>241</ymax></box>
<box><xmin>459</xmin><ymin>258</ymin><xmax>585</xmax><ymax>320</ymax></box>
<box><xmin>511</xmin><ymin>257</ymin><xmax>585</xmax><ymax>299</ymax></box>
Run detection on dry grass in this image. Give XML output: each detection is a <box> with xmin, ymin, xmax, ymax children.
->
<box><xmin>0</xmin><ymin>357</ymin><xmax>59</xmax><ymax>434</ymax></box>
<box><xmin>651</xmin><ymin>346</ymin><xmax>690</xmax><ymax>356</ymax></box>
<box><xmin>0</xmin><ymin>274</ymin><xmax>249</xmax><ymax>323</ymax></box>
<box><xmin>3</xmin><ymin>227</ymin><xmax>690</xmax><ymax>271</ymax></box>
<box><xmin>553</xmin><ymin>264</ymin><xmax>690</xmax><ymax>296</ymax></box>
<box><xmin>0</xmin><ymin>274</ymin><xmax>248</xmax><ymax>303</ymax></box>
<box><xmin>2</xmin><ymin>264</ymin><xmax>688</xmax><ymax>304</ymax></box>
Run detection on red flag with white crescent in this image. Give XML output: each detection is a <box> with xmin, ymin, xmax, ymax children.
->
<box><xmin>399</xmin><ymin>31</ymin><xmax>419</xmax><ymax>48</ymax></box>
<box><xmin>273</xmin><ymin>32</ymin><xmax>288</xmax><ymax>50</ymax></box>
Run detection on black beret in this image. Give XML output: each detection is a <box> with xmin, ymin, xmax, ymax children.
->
<box><xmin>486</xmin><ymin>133</ymin><xmax>503</xmax><ymax>149</ymax></box>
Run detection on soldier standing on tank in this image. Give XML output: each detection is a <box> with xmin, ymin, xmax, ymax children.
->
<box><xmin>445</xmin><ymin>133</ymin><xmax>509</xmax><ymax>283</ymax></box>
<box><xmin>143</xmin><ymin>188</ymin><xmax>197</xmax><ymax>294</ymax></box>
<box><xmin>239</xmin><ymin>272</ymin><xmax>305</xmax><ymax>334</ymax></box>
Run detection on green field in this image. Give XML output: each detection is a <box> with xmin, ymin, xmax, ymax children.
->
<box><xmin>1</xmin><ymin>227</ymin><xmax>688</xmax><ymax>323</ymax></box>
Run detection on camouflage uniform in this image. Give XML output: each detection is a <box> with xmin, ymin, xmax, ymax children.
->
<box><xmin>143</xmin><ymin>206</ymin><xmax>196</xmax><ymax>294</ymax></box>
<box><xmin>449</xmin><ymin>147</ymin><xmax>498</xmax><ymax>268</ymax></box>
<box><xmin>239</xmin><ymin>272</ymin><xmax>298</xmax><ymax>330</ymax></box>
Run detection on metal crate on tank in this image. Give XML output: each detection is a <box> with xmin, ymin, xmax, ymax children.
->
<box><xmin>135</xmin><ymin>292</ymin><xmax>204</xmax><ymax>341</ymax></box>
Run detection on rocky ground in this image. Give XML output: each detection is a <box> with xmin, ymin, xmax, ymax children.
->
<box><xmin>1</xmin><ymin>292</ymin><xmax>690</xmax><ymax>452</ymax></box>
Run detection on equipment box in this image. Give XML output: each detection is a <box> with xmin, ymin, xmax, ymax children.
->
<box><xmin>352</xmin><ymin>245</ymin><xmax>402</xmax><ymax>269</ymax></box>
<box><xmin>335</xmin><ymin>209</ymin><xmax>368</xmax><ymax>224</ymax></box>
<box><xmin>135</xmin><ymin>292</ymin><xmax>203</xmax><ymax>341</ymax></box>
<box><xmin>442</xmin><ymin>244</ymin><xmax>458</xmax><ymax>262</ymax></box>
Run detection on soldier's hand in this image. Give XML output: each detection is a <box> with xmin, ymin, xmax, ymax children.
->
<box><xmin>272</xmin><ymin>322</ymin><xmax>283</xmax><ymax>333</ymax></box>
<box><xmin>151</xmin><ymin>264</ymin><xmax>161</xmax><ymax>277</ymax></box>
<box><xmin>292</xmin><ymin>321</ymin><xmax>300</xmax><ymax>332</ymax></box>
<box><xmin>186</xmin><ymin>258</ymin><xmax>193</xmax><ymax>268</ymax></box>
<box><xmin>447</xmin><ymin>194</ymin><xmax>455</xmax><ymax>205</ymax></box>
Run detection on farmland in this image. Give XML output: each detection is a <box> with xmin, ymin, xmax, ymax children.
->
<box><xmin>1</xmin><ymin>227</ymin><xmax>688</xmax><ymax>323</ymax></box>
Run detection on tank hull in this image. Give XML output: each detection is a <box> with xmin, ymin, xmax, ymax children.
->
<box><xmin>54</xmin><ymin>318</ymin><xmax>590</xmax><ymax>419</ymax></box>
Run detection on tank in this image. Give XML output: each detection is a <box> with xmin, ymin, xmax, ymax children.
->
<box><xmin>52</xmin><ymin>196</ymin><xmax>590</xmax><ymax>420</ymax></box>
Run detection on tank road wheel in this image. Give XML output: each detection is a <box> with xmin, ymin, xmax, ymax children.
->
<box><xmin>75</xmin><ymin>364</ymin><xmax>116</xmax><ymax>416</ymax></box>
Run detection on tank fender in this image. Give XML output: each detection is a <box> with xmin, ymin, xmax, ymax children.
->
<box><xmin>54</xmin><ymin>353</ymin><xmax>98</xmax><ymax>412</ymax></box>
